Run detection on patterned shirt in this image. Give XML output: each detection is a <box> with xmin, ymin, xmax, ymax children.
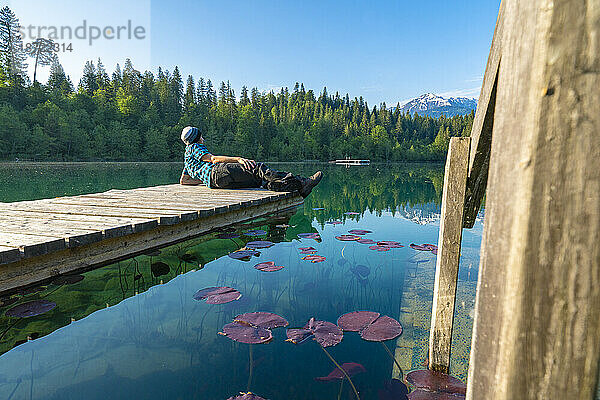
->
<box><xmin>182</xmin><ymin>143</ymin><xmax>214</xmax><ymax>187</ymax></box>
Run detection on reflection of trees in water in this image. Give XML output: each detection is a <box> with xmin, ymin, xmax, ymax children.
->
<box><xmin>300</xmin><ymin>164</ymin><xmax>444</xmax><ymax>224</ymax></box>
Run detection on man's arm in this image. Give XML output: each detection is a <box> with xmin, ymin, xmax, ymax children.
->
<box><xmin>201</xmin><ymin>154</ymin><xmax>257</xmax><ymax>171</ymax></box>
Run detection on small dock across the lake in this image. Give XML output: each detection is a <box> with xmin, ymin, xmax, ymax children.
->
<box><xmin>0</xmin><ymin>184</ymin><xmax>303</xmax><ymax>293</ymax></box>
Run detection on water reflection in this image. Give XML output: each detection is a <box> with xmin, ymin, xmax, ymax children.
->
<box><xmin>0</xmin><ymin>163</ymin><xmax>482</xmax><ymax>400</ymax></box>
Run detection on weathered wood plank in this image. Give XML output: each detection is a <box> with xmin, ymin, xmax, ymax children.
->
<box><xmin>467</xmin><ymin>1</ymin><xmax>600</xmax><ymax>399</ymax></box>
<box><xmin>462</xmin><ymin>1</ymin><xmax>504</xmax><ymax>229</ymax></box>
<box><xmin>0</xmin><ymin>216</ymin><xmax>135</xmax><ymax>240</ymax></box>
<box><xmin>0</xmin><ymin>233</ymin><xmax>66</xmax><ymax>258</ymax></box>
<box><xmin>0</xmin><ymin>194</ymin><xmax>303</xmax><ymax>292</ymax></box>
<box><xmin>0</xmin><ymin>246</ymin><xmax>21</xmax><ymax>264</ymax></box>
<box><xmin>0</xmin><ymin>210</ymin><xmax>158</xmax><ymax>233</ymax></box>
<box><xmin>428</xmin><ymin>137</ymin><xmax>470</xmax><ymax>373</ymax></box>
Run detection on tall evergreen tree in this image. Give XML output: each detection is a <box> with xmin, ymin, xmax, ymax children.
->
<box><xmin>46</xmin><ymin>59</ymin><xmax>73</xmax><ymax>95</ymax></box>
<box><xmin>25</xmin><ymin>38</ymin><xmax>57</xmax><ymax>84</ymax></box>
<box><xmin>184</xmin><ymin>75</ymin><xmax>195</xmax><ymax>112</ymax></box>
<box><xmin>78</xmin><ymin>61</ymin><xmax>98</xmax><ymax>96</ymax></box>
<box><xmin>0</xmin><ymin>6</ymin><xmax>27</xmax><ymax>86</ymax></box>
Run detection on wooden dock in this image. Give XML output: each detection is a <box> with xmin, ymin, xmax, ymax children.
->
<box><xmin>0</xmin><ymin>184</ymin><xmax>303</xmax><ymax>293</ymax></box>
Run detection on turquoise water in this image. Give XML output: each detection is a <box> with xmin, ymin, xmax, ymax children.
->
<box><xmin>0</xmin><ymin>163</ymin><xmax>482</xmax><ymax>400</ymax></box>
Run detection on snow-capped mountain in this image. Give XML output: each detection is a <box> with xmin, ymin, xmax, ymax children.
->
<box><xmin>395</xmin><ymin>93</ymin><xmax>477</xmax><ymax>117</ymax></box>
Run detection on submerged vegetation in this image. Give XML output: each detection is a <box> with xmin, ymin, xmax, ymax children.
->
<box><xmin>0</xmin><ymin>6</ymin><xmax>474</xmax><ymax>163</ymax></box>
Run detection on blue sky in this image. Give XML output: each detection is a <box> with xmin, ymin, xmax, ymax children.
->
<box><xmin>9</xmin><ymin>0</ymin><xmax>500</xmax><ymax>105</ymax></box>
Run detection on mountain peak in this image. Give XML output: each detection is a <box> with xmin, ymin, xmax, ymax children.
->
<box><xmin>396</xmin><ymin>93</ymin><xmax>476</xmax><ymax>117</ymax></box>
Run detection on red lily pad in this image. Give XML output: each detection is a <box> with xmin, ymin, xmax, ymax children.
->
<box><xmin>315</xmin><ymin>362</ymin><xmax>366</xmax><ymax>381</ymax></box>
<box><xmin>378</xmin><ymin>379</ymin><xmax>409</xmax><ymax>400</ymax></box>
<box><xmin>246</xmin><ymin>241</ymin><xmax>274</xmax><ymax>249</ymax></box>
<box><xmin>432</xmin><ymin>249</ymin><xmax>438</xmax><ymax>255</ymax></box>
<box><xmin>348</xmin><ymin>229</ymin><xmax>372</xmax><ymax>235</ymax></box>
<box><xmin>227</xmin><ymin>393</ymin><xmax>267</xmax><ymax>400</ymax></box>
<box><xmin>234</xmin><ymin>312</ymin><xmax>289</xmax><ymax>329</ymax></box>
<box><xmin>6</xmin><ymin>300</ymin><xmax>57</xmax><ymax>318</ymax></box>
<box><xmin>220</xmin><ymin>321</ymin><xmax>273</xmax><ymax>344</ymax></box>
<box><xmin>298</xmin><ymin>233</ymin><xmax>321</xmax><ymax>240</ymax></box>
<box><xmin>287</xmin><ymin>317</ymin><xmax>343</xmax><ymax>347</ymax></box>
<box><xmin>410</xmin><ymin>244</ymin><xmax>429</xmax><ymax>251</ymax></box>
<box><xmin>302</xmin><ymin>255</ymin><xmax>326</xmax><ymax>263</ymax></box>
<box><xmin>336</xmin><ymin>235</ymin><xmax>361</xmax><ymax>241</ymax></box>
<box><xmin>407</xmin><ymin>390</ymin><xmax>465</xmax><ymax>400</ymax></box>
<box><xmin>406</xmin><ymin>370</ymin><xmax>466</xmax><ymax>395</ymax></box>
<box><xmin>360</xmin><ymin>315</ymin><xmax>403</xmax><ymax>341</ymax></box>
<box><xmin>218</xmin><ymin>233</ymin><xmax>240</xmax><ymax>239</ymax></box>
<box><xmin>378</xmin><ymin>241</ymin><xmax>404</xmax><ymax>248</ymax></box>
<box><xmin>193</xmin><ymin>287</ymin><xmax>242</xmax><ymax>304</ymax></box>
<box><xmin>357</xmin><ymin>238</ymin><xmax>376</xmax><ymax>244</ymax></box>
<box><xmin>300</xmin><ymin>250</ymin><xmax>317</xmax><ymax>255</ymax></box>
<box><xmin>229</xmin><ymin>249</ymin><xmax>260</xmax><ymax>260</ymax></box>
<box><xmin>244</xmin><ymin>230</ymin><xmax>267</xmax><ymax>236</ymax></box>
<box><xmin>369</xmin><ymin>245</ymin><xmax>390</xmax><ymax>251</ymax></box>
<box><xmin>254</xmin><ymin>262</ymin><xmax>284</xmax><ymax>272</ymax></box>
<box><xmin>344</xmin><ymin>212</ymin><xmax>360</xmax><ymax>215</ymax></box>
<box><xmin>337</xmin><ymin>311</ymin><xmax>380</xmax><ymax>332</ymax></box>
<box><xmin>326</xmin><ymin>221</ymin><xmax>343</xmax><ymax>225</ymax></box>
<box><xmin>52</xmin><ymin>275</ymin><xmax>84</xmax><ymax>285</ymax></box>
<box><xmin>299</xmin><ymin>247</ymin><xmax>316</xmax><ymax>251</ymax></box>
<box><xmin>423</xmin><ymin>244</ymin><xmax>438</xmax><ymax>251</ymax></box>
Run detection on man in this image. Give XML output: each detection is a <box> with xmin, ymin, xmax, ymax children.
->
<box><xmin>179</xmin><ymin>126</ymin><xmax>323</xmax><ymax>197</ymax></box>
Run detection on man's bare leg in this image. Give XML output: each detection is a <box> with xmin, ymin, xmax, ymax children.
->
<box><xmin>180</xmin><ymin>173</ymin><xmax>203</xmax><ymax>185</ymax></box>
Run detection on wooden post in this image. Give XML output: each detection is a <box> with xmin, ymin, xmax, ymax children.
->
<box><xmin>467</xmin><ymin>0</ymin><xmax>600</xmax><ymax>399</ymax></box>
<box><xmin>428</xmin><ymin>136</ymin><xmax>470</xmax><ymax>373</ymax></box>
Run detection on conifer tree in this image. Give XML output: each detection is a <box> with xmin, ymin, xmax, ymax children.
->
<box><xmin>0</xmin><ymin>6</ymin><xmax>27</xmax><ymax>86</ymax></box>
<box><xmin>78</xmin><ymin>61</ymin><xmax>98</xmax><ymax>96</ymax></box>
<box><xmin>184</xmin><ymin>75</ymin><xmax>195</xmax><ymax>112</ymax></box>
<box><xmin>47</xmin><ymin>59</ymin><xmax>73</xmax><ymax>95</ymax></box>
<box><xmin>25</xmin><ymin>38</ymin><xmax>57</xmax><ymax>84</ymax></box>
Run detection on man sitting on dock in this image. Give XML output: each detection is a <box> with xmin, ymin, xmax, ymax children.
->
<box><xmin>179</xmin><ymin>126</ymin><xmax>322</xmax><ymax>197</ymax></box>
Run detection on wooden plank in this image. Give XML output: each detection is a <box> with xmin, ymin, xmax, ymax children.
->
<box><xmin>0</xmin><ymin>216</ymin><xmax>133</xmax><ymax>240</ymax></box>
<box><xmin>467</xmin><ymin>1</ymin><xmax>600</xmax><ymax>399</ymax></box>
<box><xmin>0</xmin><ymin>202</ymin><xmax>190</xmax><ymax>225</ymax></box>
<box><xmin>462</xmin><ymin>1</ymin><xmax>505</xmax><ymax>229</ymax></box>
<box><xmin>0</xmin><ymin>246</ymin><xmax>21</xmax><ymax>264</ymax></box>
<box><xmin>82</xmin><ymin>191</ymin><xmax>275</xmax><ymax>205</ymax></box>
<box><xmin>0</xmin><ymin>233</ymin><xmax>66</xmax><ymax>258</ymax></box>
<box><xmin>428</xmin><ymin>137</ymin><xmax>470</xmax><ymax>373</ymax></box>
<box><xmin>0</xmin><ymin>194</ymin><xmax>304</xmax><ymax>292</ymax></box>
<box><xmin>0</xmin><ymin>210</ymin><xmax>158</xmax><ymax>233</ymax></box>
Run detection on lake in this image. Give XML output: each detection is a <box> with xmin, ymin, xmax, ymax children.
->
<box><xmin>0</xmin><ymin>162</ymin><xmax>482</xmax><ymax>400</ymax></box>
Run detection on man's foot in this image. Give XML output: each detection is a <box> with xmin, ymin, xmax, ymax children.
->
<box><xmin>300</xmin><ymin>171</ymin><xmax>323</xmax><ymax>198</ymax></box>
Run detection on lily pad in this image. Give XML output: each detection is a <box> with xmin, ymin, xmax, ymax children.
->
<box><xmin>326</xmin><ymin>221</ymin><xmax>343</xmax><ymax>225</ymax></box>
<box><xmin>229</xmin><ymin>249</ymin><xmax>261</xmax><ymax>260</ymax></box>
<box><xmin>312</xmin><ymin>207</ymin><xmax>325</xmax><ymax>211</ymax></box>
<box><xmin>151</xmin><ymin>262</ymin><xmax>170</xmax><ymax>277</ymax></box>
<box><xmin>218</xmin><ymin>233</ymin><xmax>240</xmax><ymax>239</ymax></box>
<box><xmin>52</xmin><ymin>275</ymin><xmax>84</xmax><ymax>285</ymax></box>
<box><xmin>193</xmin><ymin>287</ymin><xmax>242</xmax><ymax>304</ymax></box>
<box><xmin>407</xmin><ymin>390</ymin><xmax>465</xmax><ymax>400</ymax></box>
<box><xmin>348</xmin><ymin>229</ymin><xmax>372</xmax><ymax>235</ymax></box>
<box><xmin>344</xmin><ymin>212</ymin><xmax>360</xmax><ymax>215</ymax></box>
<box><xmin>369</xmin><ymin>245</ymin><xmax>391</xmax><ymax>251</ymax></box>
<box><xmin>337</xmin><ymin>311</ymin><xmax>380</xmax><ymax>332</ymax></box>
<box><xmin>287</xmin><ymin>317</ymin><xmax>343</xmax><ymax>347</ymax></box>
<box><xmin>6</xmin><ymin>300</ymin><xmax>56</xmax><ymax>318</ymax></box>
<box><xmin>180</xmin><ymin>253</ymin><xmax>197</xmax><ymax>262</ymax></box>
<box><xmin>338</xmin><ymin>312</ymin><xmax>402</xmax><ymax>342</ymax></box>
<box><xmin>245</xmin><ymin>230</ymin><xmax>267</xmax><ymax>236</ymax></box>
<box><xmin>227</xmin><ymin>393</ymin><xmax>267</xmax><ymax>400</ymax></box>
<box><xmin>315</xmin><ymin>362</ymin><xmax>366</xmax><ymax>381</ymax></box>
<box><xmin>298</xmin><ymin>233</ymin><xmax>321</xmax><ymax>240</ymax></box>
<box><xmin>378</xmin><ymin>241</ymin><xmax>404</xmax><ymax>248</ymax></box>
<box><xmin>234</xmin><ymin>312</ymin><xmax>289</xmax><ymax>329</ymax></box>
<box><xmin>335</xmin><ymin>235</ymin><xmax>361</xmax><ymax>241</ymax></box>
<box><xmin>410</xmin><ymin>243</ymin><xmax>437</xmax><ymax>252</ymax></box>
<box><xmin>423</xmin><ymin>244</ymin><xmax>438</xmax><ymax>251</ymax></box>
<box><xmin>246</xmin><ymin>240</ymin><xmax>274</xmax><ymax>249</ymax></box>
<box><xmin>302</xmin><ymin>255</ymin><xmax>326</xmax><ymax>263</ymax></box>
<box><xmin>357</xmin><ymin>238</ymin><xmax>376</xmax><ymax>244</ymax></box>
<box><xmin>254</xmin><ymin>262</ymin><xmax>284</xmax><ymax>272</ymax></box>
<box><xmin>406</xmin><ymin>370</ymin><xmax>466</xmax><ymax>395</ymax></box>
<box><xmin>220</xmin><ymin>321</ymin><xmax>273</xmax><ymax>344</ymax></box>
<box><xmin>299</xmin><ymin>247</ymin><xmax>316</xmax><ymax>251</ymax></box>
<box><xmin>300</xmin><ymin>249</ymin><xmax>317</xmax><ymax>254</ymax></box>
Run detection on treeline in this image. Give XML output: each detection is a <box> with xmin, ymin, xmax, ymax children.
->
<box><xmin>0</xmin><ymin>6</ymin><xmax>473</xmax><ymax>162</ymax></box>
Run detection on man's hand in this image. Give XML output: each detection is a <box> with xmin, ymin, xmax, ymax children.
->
<box><xmin>238</xmin><ymin>157</ymin><xmax>257</xmax><ymax>171</ymax></box>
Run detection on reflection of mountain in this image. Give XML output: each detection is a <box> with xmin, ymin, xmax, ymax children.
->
<box><xmin>396</xmin><ymin>203</ymin><xmax>441</xmax><ymax>225</ymax></box>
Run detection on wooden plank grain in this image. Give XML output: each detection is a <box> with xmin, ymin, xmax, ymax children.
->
<box><xmin>462</xmin><ymin>1</ymin><xmax>504</xmax><ymax>229</ymax></box>
<box><xmin>0</xmin><ymin>233</ymin><xmax>66</xmax><ymax>258</ymax></box>
<box><xmin>428</xmin><ymin>137</ymin><xmax>470</xmax><ymax>373</ymax></box>
<box><xmin>466</xmin><ymin>1</ymin><xmax>600</xmax><ymax>399</ymax></box>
